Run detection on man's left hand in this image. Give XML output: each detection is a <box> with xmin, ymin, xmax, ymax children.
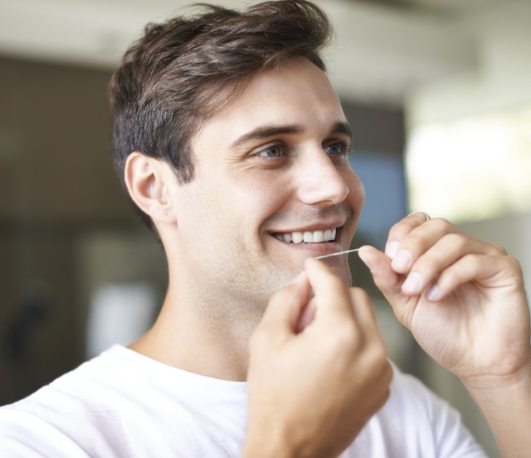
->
<box><xmin>358</xmin><ymin>212</ymin><xmax>531</xmax><ymax>386</ymax></box>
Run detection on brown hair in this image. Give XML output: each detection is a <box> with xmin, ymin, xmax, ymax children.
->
<box><xmin>109</xmin><ymin>0</ymin><xmax>331</xmax><ymax>229</ymax></box>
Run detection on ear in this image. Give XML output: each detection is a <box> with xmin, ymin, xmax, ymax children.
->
<box><xmin>124</xmin><ymin>152</ymin><xmax>176</xmax><ymax>225</ymax></box>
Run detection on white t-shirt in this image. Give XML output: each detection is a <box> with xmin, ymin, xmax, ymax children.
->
<box><xmin>0</xmin><ymin>346</ymin><xmax>486</xmax><ymax>457</ymax></box>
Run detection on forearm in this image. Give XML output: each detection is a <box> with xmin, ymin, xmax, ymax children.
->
<box><xmin>464</xmin><ymin>361</ymin><xmax>531</xmax><ymax>458</ymax></box>
<box><xmin>243</xmin><ymin>428</ymin><xmax>295</xmax><ymax>458</ymax></box>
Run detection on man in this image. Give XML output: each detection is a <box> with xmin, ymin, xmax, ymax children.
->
<box><xmin>1</xmin><ymin>1</ymin><xmax>530</xmax><ymax>457</ymax></box>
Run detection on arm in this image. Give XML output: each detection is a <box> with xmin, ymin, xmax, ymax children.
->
<box><xmin>465</xmin><ymin>363</ymin><xmax>531</xmax><ymax>458</ymax></box>
<box><xmin>358</xmin><ymin>212</ymin><xmax>531</xmax><ymax>457</ymax></box>
<box><xmin>244</xmin><ymin>258</ymin><xmax>392</xmax><ymax>458</ymax></box>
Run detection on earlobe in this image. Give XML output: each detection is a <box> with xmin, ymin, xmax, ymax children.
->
<box><xmin>124</xmin><ymin>152</ymin><xmax>176</xmax><ymax>224</ymax></box>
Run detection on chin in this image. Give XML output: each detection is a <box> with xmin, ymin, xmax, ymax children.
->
<box><xmin>321</xmin><ymin>260</ymin><xmax>353</xmax><ymax>286</ymax></box>
<box><xmin>338</xmin><ymin>270</ymin><xmax>354</xmax><ymax>287</ymax></box>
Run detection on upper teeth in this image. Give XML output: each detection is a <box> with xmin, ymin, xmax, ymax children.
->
<box><xmin>275</xmin><ymin>229</ymin><xmax>337</xmax><ymax>244</ymax></box>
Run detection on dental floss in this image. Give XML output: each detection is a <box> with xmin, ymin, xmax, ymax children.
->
<box><xmin>315</xmin><ymin>248</ymin><xmax>360</xmax><ymax>260</ymax></box>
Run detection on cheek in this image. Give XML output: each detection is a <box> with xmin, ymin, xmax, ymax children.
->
<box><xmin>231</xmin><ymin>174</ymin><xmax>291</xmax><ymax>218</ymax></box>
<box><xmin>347</xmin><ymin>171</ymin><xmax>366</xmax><ymax>212</ymax></box>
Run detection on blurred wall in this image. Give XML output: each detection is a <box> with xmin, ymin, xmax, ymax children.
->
<box><xmin>0</xmin><ymin>56</ymin><xmax>139</xmax><ymax>404</ymax></box>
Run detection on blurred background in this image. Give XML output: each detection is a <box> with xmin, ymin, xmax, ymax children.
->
<box><xmin>1</xmin><ymin>0</ymin><xmax>530</xmax><ymax>456</ymax></box>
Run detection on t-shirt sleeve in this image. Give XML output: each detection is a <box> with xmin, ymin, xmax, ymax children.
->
<box><xmin>0</xmin><ymin>405</ymin><xmax>89</xmax><ymax>458</ymax></box>
<box><xmin>394</xmin><ymin>369</ymin><xmax>489</xmax><ymax>458</ymax></box>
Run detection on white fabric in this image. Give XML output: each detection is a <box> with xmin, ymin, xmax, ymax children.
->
<box><xmin>0</xmin><ymin>346</ymin><xmax>486</xmax><ymax>457</ymax></box>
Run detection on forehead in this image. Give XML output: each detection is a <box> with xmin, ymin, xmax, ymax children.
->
<box><xmin>191</xmin><ymin>58</ymin><xmax>346</xmax><ymax>150</ymax></box>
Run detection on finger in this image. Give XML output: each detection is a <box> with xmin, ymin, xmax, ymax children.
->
<box><xmin>304</xmin><ymin>258</ymin><xmax>355</xmax><ymax>322</ymax></box>
<box><xmin>391</xmin><ymin>219</ymin><xmax>507</xmax><ymax>277</ymax></box>
<box><xmin>357</xmin><ymin>245</ymin><xmax>422</xmax><ymax>327</ymax></box>
<box><xmin>400</xmin><ymin>233</ymin><xmax>507</xmax><ymax>296</ymax></box>
<box><xmin>258</xmin><ymin>273</ymin><xmax>311</xmax><ymax>337</ymax></box>
<box><xmin>389</xmin><ymin>217</ymin><xmax>459</xmax><ymax>273</ymax></box>
<box><xmin>370</xmin><ymin>361</ymin><xmax>394</xmax><ymax>402</ymax></box>
<box><xmin>349</xmin><ymin>287</ymin><xmax>390</xmax><ymax>355</ymax></box>
<box><xmin>426</xmin><ymin>254</ymin><xmax>524</xmax><ymax>302</ymax></box>
<box><xmin>349</xmin><ymin>287</ymin><xmax>379</xmax><ymax>335</ymax></box>
<box><xmin>358</xmin><ymin>245</ymin><xmax>402</xmax><ymax>296</ymax></box>
<box><xmin>296</xmin><ymin>298</ymin><xmax>316</xmax><ymax>333</ymax></box>
<box><xmin>385</xmin><ymin>212</ymin><xmax>433</xmax><ymax>258</ymax></box>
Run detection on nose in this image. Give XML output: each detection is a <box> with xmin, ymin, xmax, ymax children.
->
<box><xmin>295</xmin><ymin>151</ymin><xmax>351</xmax><ymax>205</ymax></box>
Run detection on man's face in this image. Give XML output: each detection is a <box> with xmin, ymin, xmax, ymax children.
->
<box><xmin>168</xmin><ymin>58</ymin><xmax>365</xmax><ymax>306</ymax></box>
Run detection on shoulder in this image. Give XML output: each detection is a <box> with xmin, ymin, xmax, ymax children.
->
<box><xmin>0</xmin><ymin>346</ymin><xmax>132</xmax><ymax>457</ymax></box>
<box><xmin>349</xmin><ymin>364</ymin><xmax>487</xmax><ymax>457</ymax></box>
<box><xmin>0</xmin><ymin>346</ymin><xmax>247</xmax><ymax>457</ymax></box>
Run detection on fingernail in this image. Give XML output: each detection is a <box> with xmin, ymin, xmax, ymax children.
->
<box><xmin>402</xmin><ymin>272</ymin><xmax>422</xmax><ymax>294</ymax></box>
<box><xmin>427</xmin><ymin>284</ymin><xmax>441</xmax><ymax>301</ymax></box>
<box><xmin>385</xmin><ymin>240</ymin><xmax>400</xmax><ymax>258</ymax></box>
<box><xmin>392</xmin><ymin>250</ymin><xmax>412</xmax><ymax>271</ymax></box>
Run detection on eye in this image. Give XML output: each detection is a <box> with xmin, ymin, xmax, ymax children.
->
<box><xmin>255</xmin><ymin>144</ymin><xmax>286</xmax><ymax>159</ymax></box>
<box><xmin>324</xmin><ymin>140</ymin><xmax>349</xmax><ymax>157</ymax></box>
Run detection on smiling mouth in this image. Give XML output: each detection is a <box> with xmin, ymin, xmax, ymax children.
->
<box><xmin>271</xmin><ymin>227</ymin><xmax>340</xmax><ymax>244</ymax></box>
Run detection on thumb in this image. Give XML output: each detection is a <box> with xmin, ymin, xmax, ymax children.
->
<box><xmin>358</xmin><ymin>246</ymin><xmax>420</xmax><ymax>330</ymax></box>
<box><xmin>258</xmin><ymin>273</ymin><xmax>311</xmax><ymax>337</ymax></box>
<box><xmin>358</xmin><ymin>245</ymin><xmax>402</xmax><ymax>298</ymax></box>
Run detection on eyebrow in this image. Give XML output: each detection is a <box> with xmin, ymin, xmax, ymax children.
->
<box><xmin>230</xmin><ymin>121</ymin><xmax>353</xmax><ymax>149</ymax></box>
<box><xmin>230</xmin><ymin>125</ymin><xmax>303</xmax><ymax>149</ymax></box>
<box><xmin>331</xmin><ymin>121</ymin><xmax>353</xmax><ymax>139</ymax></box>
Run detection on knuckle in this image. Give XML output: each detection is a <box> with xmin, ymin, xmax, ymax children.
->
<box><xmin>331</xmin><ymin>323</ymin><xmax>363</xmax><ymax>354</ymax></box>
<box><xmin>451</xmin><ymin>253</ymin><xmax>483</xmax><ymax>272</ymax></box>
<box><xmin>440</xmin><ymin>267</ymin><xmax>458</xmax><ymax>287</ymax></box>
<box><xmin>388</xmin><ymin>221</ymin><xmax>403</xmax><ymax>238</ymax></box>
<box><xmin>368</xmin><ymin>341</ymin><xmax>389</xmax><ymax>370</ymax></box>
<box><xmin>352</xmin><ymin>336</ymin><xmax>389</xmax><ymax>374</ymax></box>
<box><xmin>461</xmin><ymin>253</ymin><xmax>482</xmax><ymax>270</ymax></box>
<box><xmin>443</xmin><ymin>232</ymin><xmax>467</xmax><ymax>250</ymax></box>
<box><xmin>415</xmin><ymin>256</ymin><xmax>439</xmax><ymax>276</ymax></box>
<box><xmin>388</xmin><ymin>218</ymin><xmax>413</xmax><ymax>241</ymax></box>
<box><xmin>430</xmin><ymin>217</ymin><xmax>452</xmax><ymax>232</ymax></box>
<box><xmin>505</xmin><ymin>255</ymin><xmax>524</xmax><ymax>276</ymax></box>
<box><xmin>488</xmin><ymin>242</ymin><xmax>508</xmax><ymax>256</ymax></box>
<box><xmin>408</xmin><ymin>211</ymin><xmax>430</xmax><ymax>223</ymax></box>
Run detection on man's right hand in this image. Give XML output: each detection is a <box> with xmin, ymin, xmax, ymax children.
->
<box><xmin>244</xmin><ymin>258</ymin><xmax>392</xmax><ymax>458</ymax></box>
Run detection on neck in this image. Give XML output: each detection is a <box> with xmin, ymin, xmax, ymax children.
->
<box><xmin>129</xmin><ymin>284</ymin><xmax>264</xmax><ymax>381</ymax></box>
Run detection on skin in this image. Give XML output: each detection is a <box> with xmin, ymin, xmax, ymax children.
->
<box><xmin>358</xmin><ymin>213</ymin><xmax>531</xmax><ymax>458</ymax></box>
<box><xmin>245</xmin><ymin>259</ymin><xmax>391</xmax><ymax>458</ymax></box>
<box><xmin>124</xmin><ymin>58</ymin><xmax>531</xmax><ymax>457</ymax></box>
<box><xmin>127</xmin><ymin>58</ymin><xmax>365</xmax><ymax>379</ymax></box>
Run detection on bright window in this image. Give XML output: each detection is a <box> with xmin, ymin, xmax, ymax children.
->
<box><xmin>406</xmin><ymin>107</ymin><xmax>531</xmax><ymax>222</ymax></box>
